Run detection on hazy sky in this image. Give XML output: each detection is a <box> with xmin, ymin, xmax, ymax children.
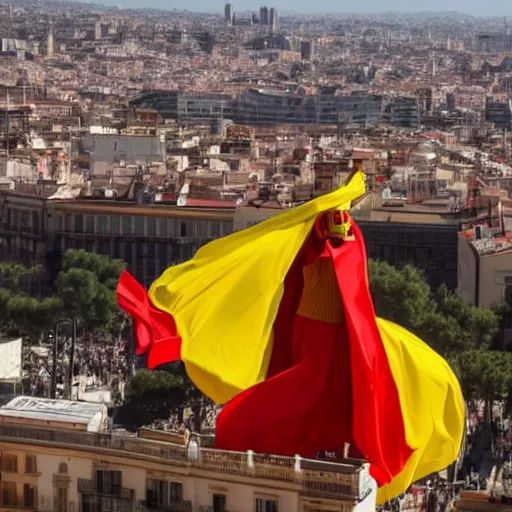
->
<box><xmin>115</xmin><ymin>0</ymin><xmax>511</xmax><ymax>16</ymax></box>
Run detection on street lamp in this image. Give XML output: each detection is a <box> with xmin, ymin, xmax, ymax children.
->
<box><xmin>50</xmin><ymin>318</ymin><xmax>77</xmax><ymax>400</ymax></box>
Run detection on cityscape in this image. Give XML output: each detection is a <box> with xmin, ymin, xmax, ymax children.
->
<box><xmin>0</xmin><ymin>0</ymin><xmax>511</xmax><ymax>511</ymax></box>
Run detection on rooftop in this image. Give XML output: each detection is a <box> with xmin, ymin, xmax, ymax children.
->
<box><xmin>0</xmin><ymin>422</ymin><xmax>368</xmax><ymax>503</ymax></box>
<box><xmin>0</xmin><ymin>396</ymin><xmax>106</xmax><ymax>432</ymax></box>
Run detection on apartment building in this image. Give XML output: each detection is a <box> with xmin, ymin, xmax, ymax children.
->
<box><xmin>382</xmin><ymin>97</ymin><xmax>420</xmax><ymax>128</ymax></box>
<box><xmin>235</xmin><ymin>197</ymin><xmax>461</xmax><ymax>290</ymax></box>
<box><xmin>130</xmin><ymin>89</ymin><xmax>384</xmax><ymax>127</ymax></box>
<box><xmin>0</xmin><ymin>191</ymin><xmax>234</xmax><ymax>290</ymax></box>
<box><xmin>130</xmin><ymin>91</ymin><xmax>234</xmax><ymax>121</ymax></box>
<box><xmin>485</xmin><ymin>97</ymin><xmax>512</xmax><ymax>130</ymax></box>
<box><xmin>0</xmin><ymin>186</ymin><xmax>461</xmax><ymax>294</ymax></box>
<box><xmin>82</xmin><ymin>134</ymin><xmax>166</xmax><ymax>176</ymax></box>
<box><xmin>0</xmin><ymin>397</ymin><xmax>376</xmax><ymax>512</ymax></box>
<box><xmin>457</xmin><ymin>229</ymin><xmax>512</xmax><ymax>309</ymax></box>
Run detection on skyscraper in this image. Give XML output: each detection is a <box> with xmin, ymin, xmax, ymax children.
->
<box><xmin>260</xmin><ymin>6</ymin><xmax>269</xmax><ymax>25</ymax></box>
<box><xmin>225</xmin><ymin>3</ymin><xmax>233</xmax><ymax>25</ymax></box>
<box><xmin>269</xmin><ymin>7</ymin><xmax>277</xmax><ymax>33</ymax></box>
<box><xmin>47</xmin><ymin>25</ymin><xmax>54</xmax><ymax>57</ymax></box>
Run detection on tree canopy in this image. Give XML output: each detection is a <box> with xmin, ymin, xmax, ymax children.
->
<box><xmin>368</xmin><ymin>259</ymin><xmax>509</xmax><ymax>413</ymax></box>
<box><xmin>56</xmin><ymin>249</ymin><xmax>125</xmax><ymax>333</ymax></box>
<box><xmin>114</xmin><ymin>369</ymin><xmax>186</xmax><ymax>430</ymax></box>
<box><xmin>0</xmin><ymin>249</ymin><xmax>124</xmax><ymax>341</ymax></box>
<box><xmin>368</xmin><ymin>260</ymin><xmax>498</xmax><ymax>355</ymax></box>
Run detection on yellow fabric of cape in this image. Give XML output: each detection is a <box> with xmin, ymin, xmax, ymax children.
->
<box><xmin>375</xmin><ymin>318</ymin><xmax>465</xmax><ymax>505</ymax></box>
<box><xmin>148</xmin><ymin>169</ymin><xmax>465</xmax><ymax>502</ymax></box>
<box><xmin>149</xmin><ymin>170</ymin><xmax>366</xmax><ymax>405</ymax></box>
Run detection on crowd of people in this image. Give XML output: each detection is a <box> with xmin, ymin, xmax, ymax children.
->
<box><xmin>22</xmin><ymin>335</ymin><xmax>133</xmax><ymax>401</ymax></box>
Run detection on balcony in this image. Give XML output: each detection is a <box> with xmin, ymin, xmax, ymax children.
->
<box><xmin>137</xmin><ymin>499</ymin><xmax>192</xmax><ymax>512</ymax></box>
<box><xmin>0</xmin><ymin>424</ymin><xmax>363</xmax><ymax>502</ymax></box>
<box><xmin>77</xmin><ymin>479</ymin><xmax>134</xmax><ymax>501</ymax></box>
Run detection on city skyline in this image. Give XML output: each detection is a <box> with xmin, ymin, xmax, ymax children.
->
<box><xmin>94</xmin><ymin>0</ymin><xmax>512</xmax><ymax>17</ymax></box>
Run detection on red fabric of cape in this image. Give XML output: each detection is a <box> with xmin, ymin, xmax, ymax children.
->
<box><xmin>215</xmin><ymin>221</ymin><xmax>412</xmax><ymax>487</ymax></box>
<box><xmin>117</xmin><ymin>219</ymin><xmax>413</xmax><ymax>488</ymax></box>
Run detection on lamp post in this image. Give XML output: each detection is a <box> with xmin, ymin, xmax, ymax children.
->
<box><xmin>50</xmin><ymin>318</ymin><xmax>77</xmax><ymax>400</ymax></box>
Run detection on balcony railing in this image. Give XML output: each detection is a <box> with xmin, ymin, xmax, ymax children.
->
<box><xmin>0</xmin><ymin>424</ymin><xmax>363</xmax><ymax>502</ymax></box>
<box><xmin>77</xmin><ymin>478</ymin><xmax>135</xmax><ymax>500</ymax></box>
<box><xmin>137</xmin><ymin>499</ymin><xmax>192</xmax><ymax>512</ymax></box>
<box><xmin>0</xmin><ymin>498</ymin><xmax>36</xmax><ymax>509</ymax></box>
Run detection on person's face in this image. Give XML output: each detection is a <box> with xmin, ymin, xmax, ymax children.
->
<box><xmin>327</xmin><ymin>209</ymin><xmax>351</xmax><ymax>239</ymax></box>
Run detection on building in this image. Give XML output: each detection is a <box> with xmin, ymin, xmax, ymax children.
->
<box><xmin>130</xmin><ymin>91</ymin><xmax>234</xmax><ymax>122</ymax></box>
<box><xmin>300</xmin><ymin>40</ymin><xmax>315</xmax><ymax>60</ymax></box>
<box><xmin>457</xmin><ymin>228</ymin><xmax>512</xmax><ymax>309</ymax></box>
<box><xmin>224</xmin><ymin>3</ymin><xmax>233</xmax><ymax>25</ymax></box>
<box><xmin>0</xmin><ymin>191</ymin><xmax>235</xmax><ymax>290</ymax></box>
<box><xmin>382</xmin><ymin>97</ymin><xmax>420</xmax><ymax>128</ymax></box>
<box><xmin>235</xmin><ymin>194</ymin><xmax>461</xmax><ymax>290</ymax></box>
<box><xmin>0</xmin><ymin>396</ymin><xmax>107</xmax><ymax>432</ymax></box>
<box><xmin>0</xmin><ymin>182</ymin><xmax>462</xmax><ymax>295</ymax></box>
<box><xmin>0</xmin><ymin>397</ymin><xmax>377</xmax><ymax>512</ymax></box>
<box><xmin>82</xmin><ymin>134</ymin><xmax>166</xmax><ymax>176</ymax></box>
<box><xmin>269</xmin><ymin>7</ymin><xmax>277</xmax><ymax>33</ymax></box>
<box><xmin>46</xmin><ymin>27</ymin><xmax>54</xmax><ymax>58</ymax></box>
<box><xmin>259</xmin><ymin>6</ymin><xmax>269</xmax><ymax>25</ymax></box>
<box><xmin>485</xmin><ymin>97</ymin><xmax>512</xmax><ymax>130</ymax></box>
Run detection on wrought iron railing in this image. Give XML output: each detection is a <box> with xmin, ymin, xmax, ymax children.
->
<box><xmin>77</xmin><ymin>478</ymin><xmax>134</xmax><ymax>500</ymax></box>
<box><xmin>136</xmin><ymin>499</ymin><xmax>192</xmax><ymax>512</ymax></box>
<box><xmin>0</xmin><ymin>424</ymin><xmax>362</xmax><ymax>501</ymax></box>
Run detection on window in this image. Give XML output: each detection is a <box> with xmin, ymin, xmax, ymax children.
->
<box><xmin>223</xmin><ymin>222</ymin><xmax>233</xmax><ymax>236</ymax></box>
<box><xmin>146</xmin><ymin>479</ymin><xmax>183</xmax><ymax>507</ymax></box>
<box><xmin>158</xmin><ymin>218</ymin><xmax>167</xmax><ymax>237</ymax></box>
<box><xmin>110</xmin><ymin>216</ymin><xmax>120</xmax><ymax>235</ymax></box>
<box><xmin>65</xmin><ymin>214</ymin><xmax>73</xmax><ymax>232</ymax></box>
<box><xmin>505</xmin><ymin>285</ymin><xmax>512</xmax><ymax>308</ymax></box>
<box><xmin>147</xmin><ymin>217</ymin><xmax>156</xmax><ymax>236</ymax></box>
<box><xmin>11</xmin><ymin>208</ymin><xmax>18</xmax><ymax>229</ymax></box>
<box><xmin>74</xmin><ymin>214</ymin><xmax>83</xmax><ymax>233</ymax></box>
<box><xmin>213</xmin><ymin>494</ymin><xmax>227</xmax><ymax>512</ymax></box>
<box><xmin>23</xmin><ymin>484</ymin><xmax>35</xmax><ymax>508</ymax></box>
<box><xmin>2</xmin><ymin>453</ymin><xmax>17</xmax><ymax>472</ymax></box>
<box><xmin>1</xmin><ymin>481</ymin><xmax>16</xmax><ymax>506</ymax></box>
<box><xmin>32</xmin><ymin>211</ymin><xmax>40</xmax><ymax>232</ymax></box>
<box><xmin>25</xmin><ymin>455</ymin><xmax>37</xmax><ymax>474</ymax></box>
<box><xmin>95</xmin><ymin>470</ymin><xmax>122</xmax><ymax>495</ymax></box>
<box><xmin>134</xmin><ymin>216</ymin><xmax>145</xmax><ymax>236</ymax></box>
<box><xmin>210</xmin><ymin>222</ymin><xmax>221</xmax><ymax>238</ymax></box>
<box><xmin>85</xmin><ymin>215</ymin><xmax>95</xmax><ymax>234</ymax></box>
<box><xmin>169</xmin><ymin>482</ymin><xmax>182</xmax><ymax>502</ymax></box>
<box><xmin>122</xmin><ymin>216</ymin><xmax>133</xmax><ymax>235</ymax></box>
<box><xmin>255</xmin><ymin>497</ymin><xmax>278</xmax><ymax>512</ymax></box>
<box><xmin>55</xmin><ymin>214</ymin><xmax>63</xmax><ymax>231</ymax></box>
<box><xmin>180</xmin><ymin>222</ymin><xmax>188</xmax><ymax>237</ymax></box>
<box><xmin>56</xmin><ymin>487</ymin><xmax>67</xmax><ymax>512</ymax></box>
<box><xmin>98</xmin><ymin>216</ymin><xmax>108</xmax><ymax>235</ymax></box>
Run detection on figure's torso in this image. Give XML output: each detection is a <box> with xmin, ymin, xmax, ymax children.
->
<box><xmin>296</xmin><ymin>254</ymin><xmax>344</xmax><ymax>324</ymax></box>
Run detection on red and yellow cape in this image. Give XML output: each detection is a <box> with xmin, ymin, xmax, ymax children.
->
<box><xmin>117</xmin><ymin>171</ymin><xmax>464</xmax><ymax>504</ymax></box>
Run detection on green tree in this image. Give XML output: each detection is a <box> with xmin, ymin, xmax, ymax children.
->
<box><xmin>115</xmin><ymin>370</ymin><xmax>186</xmax><ymax>429</ymax></box>
<box><xmin>450</xmin><ymin>349</ymin><xmax>512</xmax><ymax>420</ymax></box>
<box><xmin>368</xmin><ymin>260</ymin><xmax>499</xmax><ymax>356</ymax></box>
<box><xmin>56</xmin><ymin>249</ymin><xmax>124</xmax><ymax>332</ymax></box>
<box><xmin>0</xmin><ymin>262</ymin><xmax>42</xmax><ymax>292</ymax></box>
<box><xmin>367</xmin><ymin>260</ymin><xmax>436</xmax><ymax>333</ymax></box>
<box><xmin>0</xmin><ymin>262</ymin><xmax>62</xmax><ymax>340</ymax></box>
<box><xmin>7</xmin><ymin>295</ymin><xmax>62</xmax><ymax>339</ymax></box>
